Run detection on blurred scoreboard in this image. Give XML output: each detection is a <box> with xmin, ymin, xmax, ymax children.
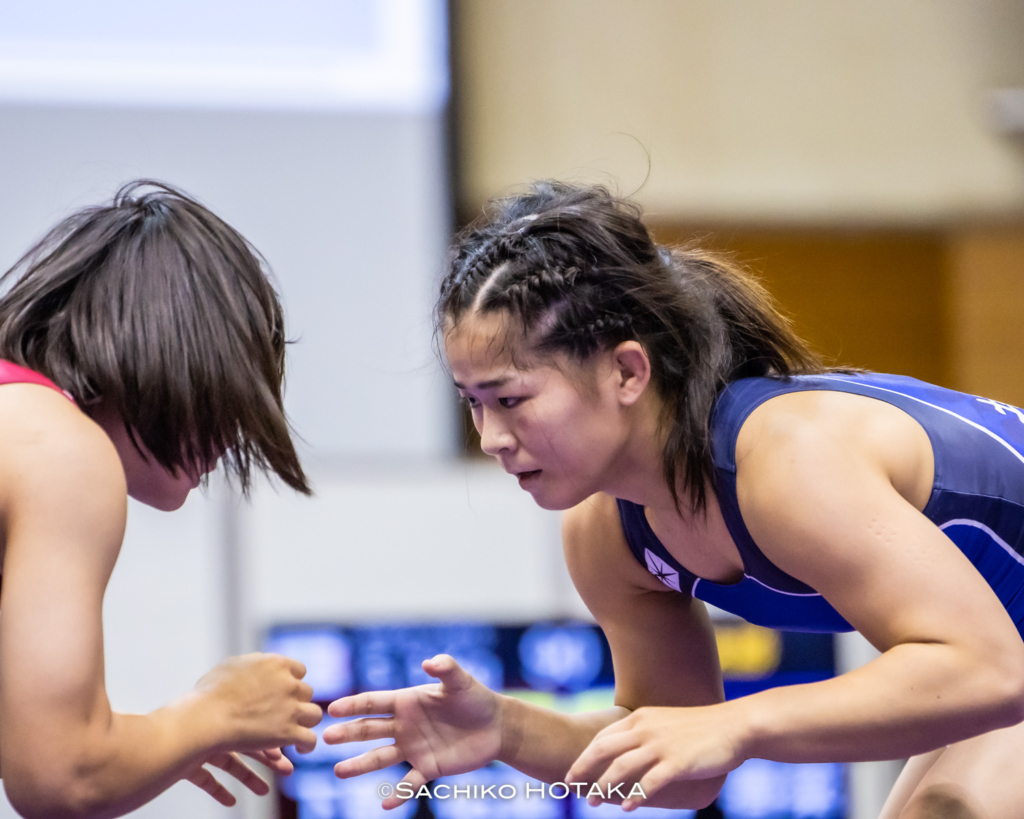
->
<box><xmin>264</xmin><ymin>621</ymin><xmax>846</xmax><ymax>819</ymax></box>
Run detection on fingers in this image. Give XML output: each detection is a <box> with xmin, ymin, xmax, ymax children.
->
<box><xmin>422</xmin><ymin>654</ymin><xmax>473</xmax><ymax>693</ymax></box>
<box><xmin>322</xmin><ymin>717</ymin><xmax>395</xmax><ymax>745</ymax></box>
<box><xmin>187</xmin><ymin>766</ymin><xmax>237</xmax><ymax>807</ymax></box>
<box><xmin>274</xmin><ymin>653</ymin><xmax>308</xmax><ymax>681</ymax></box>
<box><xmin>328</xmin><ymin>690</ymin><xmax>398</xmax><ymax>719</ymax></box>
<box><xmin>624</xmin><ymin>762</ymin><xmax>677</xmax><ymax>811</ymax></box>
<box><xmin>299</xmin><ymin>702</ymin><xmax>324</xmax><ymax>728</ymax></box>
<box><xmin>292</xmin><ymin>726</ymin><xmax>319</xmax><ymax>755</ymax></box>
<box><xmin>284</xmin><ymin>702</ymin><xmax>323</xmax><ymax>754</ymax></box>
<box><xmin>296</xmin><ymin>680</ymin><xmax>315</xmax><ymax>703</ymax></box>
<box><xmin>566</xmin><ymin>730</ymin><xmax>639</xmax><ymax>785</ymax></box>
<box><xmin>334</xmin><ymin>744</ymin><xmax>404</xmax><ymax>779</ymax></box>
<box><xmin>382</xmin><ymin>767</ymin><xmax>428</xmax><ymax>811</ymax></box>
<box><xmin>244</xmin><ymin>749</ymin><xmax>294</xmax><ymax>776</ymax></box>
<box><xmin>421</xmin><ymin>653</ymin><xmax>455</xmax><ymax>677</ymax></box>
<box><xmin>239</xmin><ymin>651</ymin><xmax>308</xmax><ymax>682</ymax></box>
<box><xmin>585</xmin><ymin>747</ymin><xmax>656</xmax><ymax>807</ymax></box>
<box><xmin>208</xmin><ymin>752</ymin><xmax>271</xmax><ymax>797</ymax></box>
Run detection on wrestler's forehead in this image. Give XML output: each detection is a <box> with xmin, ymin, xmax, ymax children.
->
<box><xmin>445</xmin><ymin>312</ymin><xmax>522</xmax><ymax>385</ymax></box>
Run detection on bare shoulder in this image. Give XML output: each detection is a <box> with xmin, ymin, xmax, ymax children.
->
<box><xmin>0</xmin><ymin>384</ymin><xmax>126</xmax><ymax>531</ymax></box>
<box><xmin>562</xmin><ymin>493</ymin><xmax>672</xmax><ymax>614</ymax></box>
<box><xmin>730</xmin><ymin>386</ymin><xmax>942</xmax><ymax>600</ymax></box>
<box><xmin>734</xmin><ymin>387</ymin><xmax>934</xmax><ymax>512</ymax></box>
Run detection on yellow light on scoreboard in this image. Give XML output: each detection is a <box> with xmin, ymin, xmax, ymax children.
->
<box><xmin>714</xmin><ymin>623</ymin><xmax>782</xmax><ymax>677</ymax></box>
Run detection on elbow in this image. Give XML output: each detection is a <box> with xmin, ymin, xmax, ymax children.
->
<box><xmin>973</xmin><ymin>646</ymin><xmax>1024</xmax><ymax>732</ymax></box>
<box><xmin>4</xmin><ymin>764</ymin><xmax>113</xmax><ymax>819</ymax></box>
<box><xmin>992</xmin><ymin>671</ymin><xmax>1024</xmax><ymax>730</ymax></box>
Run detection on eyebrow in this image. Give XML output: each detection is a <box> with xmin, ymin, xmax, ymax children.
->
<box><xmin>452</xmin><ymin>377</ymin><xmax>510</xmax><ymax>390</ymax></box>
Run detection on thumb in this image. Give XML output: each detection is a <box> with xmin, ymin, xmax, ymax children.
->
<box><xmin>422</xmin><ymin>654</ymin><xmax>475</xmax><ymax>693</ymax></box>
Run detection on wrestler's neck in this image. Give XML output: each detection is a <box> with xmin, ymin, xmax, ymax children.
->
<box><xmin>597</xmin><ymin>386</ymin><xmax>685</xmax><ymax>517</ymax></box>
<box><xmin>88</xmin><ymin>403</ymin><xmax>197</xmax><ymax>511</ymax></box>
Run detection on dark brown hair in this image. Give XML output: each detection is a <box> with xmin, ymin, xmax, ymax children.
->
<box><xmin>438</xmin><ymin>181</ymin><xmax>826</xmax><ymax>512</ymax></box>
<box><xmin>0</xmin><ymin>180</ymin><xmax>310</xmax><ymax>495</ymax></box>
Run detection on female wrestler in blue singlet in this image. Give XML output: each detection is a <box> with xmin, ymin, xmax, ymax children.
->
<box><xmin>0</xmin><ymin>183</ymin><xmax>322</xmax><ymax>818</ymax></box>
<box><xmin>325</xmin><ymin>181</ymin><xmax>1024</xmax><ymax>818</ymax></box>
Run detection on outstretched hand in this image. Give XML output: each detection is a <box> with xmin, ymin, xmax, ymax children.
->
<box><xmin>323</xmin><ymin>654</ymin><xmax>503</xmax><ymax>810</ymax></box>
<box><xmin>566</xmin><ymin>705</ymin><xmax>742</xmax><ymax>811</ymax></box>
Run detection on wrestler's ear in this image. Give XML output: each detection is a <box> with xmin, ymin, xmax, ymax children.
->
<box><xmin>610</xmin><ymin>341</ymin><xmax>652</xmax><ymax>407</ymax></box>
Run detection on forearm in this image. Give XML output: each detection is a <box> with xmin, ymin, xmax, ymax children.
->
<box><xmin>737</xmin><ymin>643</ymin><xmax>1024</xmax><ymax>764</ymax></box>
<box><xmin>4</xmin><ymin>694</ymin><xmax>220</xmax><ymax>819</ymax></box>
<box><xmin>499</xmin><ymin>696</ymin><xmax>724</xmax><ymax>809</ymax></box>
<box><xmin>498</xmin><ymin>695</ymin><xmax>626</xmax><ymax>782</ymax></box>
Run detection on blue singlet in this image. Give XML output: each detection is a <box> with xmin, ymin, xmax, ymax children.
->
<box><xmin>616</xmin><ymin>372</ymin><xmax>1024</xmax><ymax>636</ymax></box>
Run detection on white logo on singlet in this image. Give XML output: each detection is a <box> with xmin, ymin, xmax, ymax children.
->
<box><xmin>977</xmin><ymin>398</ymin><xmax>1024</xmax><ymax>424</ymax></box>
<box><xmin>644</xmin><ymin>549</ymin><xmax>682</xmax><ymax>592</ymax></box>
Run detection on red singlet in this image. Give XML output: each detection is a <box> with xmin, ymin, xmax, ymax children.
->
<box><xmin>0</xmin><ymin>360</ymin><xmax>75</xmax><ymax>403</ymax></box>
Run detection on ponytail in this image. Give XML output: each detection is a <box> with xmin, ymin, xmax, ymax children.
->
<box><xmin>649</xmin><ymin>245</ymin><xmax>823</xmax><ymax>511</ymax></box>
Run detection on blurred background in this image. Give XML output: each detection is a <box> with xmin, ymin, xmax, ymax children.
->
<box><xmin>0</xmin><ymin>1</ymin><xmax>1023</xmax><ymax>818</ymax></box>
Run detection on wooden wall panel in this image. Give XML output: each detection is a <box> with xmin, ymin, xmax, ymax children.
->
<box><xmin>451</xmin><ymin>0</ymin><xmax>1024</xmax><ymax>223</ymax></box>
<box><xmin>651</xmin><ymin>227</ymin><xmax>949</xmax><ymax>384</ymax></box>
<box><xmin>947</xmin><ymin>228</ymin><xmax>1024</xmax><ymax>405</ymax></box>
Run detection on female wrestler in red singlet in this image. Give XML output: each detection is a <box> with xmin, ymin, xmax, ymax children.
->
<box><xmin>0</xmin><ymin>182</ymin><xmax>321</xmax><ymax>818</ymax></box>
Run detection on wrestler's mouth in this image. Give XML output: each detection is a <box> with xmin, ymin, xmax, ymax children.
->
<box><xmin>516</xmin><ymin>470</ymin><xmax>541</xmax><ymax>487</ymax></box>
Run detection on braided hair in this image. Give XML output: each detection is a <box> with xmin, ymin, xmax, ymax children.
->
<box><xmin>437</xmin><ymin>181</ymin><xmax>826</xmax><ymax>513</ymax></box>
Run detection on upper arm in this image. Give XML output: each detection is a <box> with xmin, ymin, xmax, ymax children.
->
<box><xmin>562</xmin><ymin>494</ymin><xmax>724</xmax><ymax>710</ymax></box>
<box><xmin>0</xmin><ymin>386</ymin><xmax>127</xmax><ymax>766</ymax></box>
<box><xmin>736</xmin><ymin>401</ymin><xmax>1024</xmax><ymax>669</ymax></box>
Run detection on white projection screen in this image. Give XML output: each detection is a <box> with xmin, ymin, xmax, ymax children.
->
<box><xmin>0</xmin><ymin>0</ymin><xmax>448</xmax><ymax>112</ymax></box>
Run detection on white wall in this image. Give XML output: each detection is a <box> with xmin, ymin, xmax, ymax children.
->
<box><xmin>0</xmin><ymin>105</ymin><xmax>454</xmax><ymax>457</ymax></box>
<box><xmin>241</xmin><ymin>461</ymin><xmax>572</xmax><ymax>634</ymax></box>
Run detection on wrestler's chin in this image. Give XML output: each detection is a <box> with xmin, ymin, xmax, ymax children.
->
<box><xmin>518</xmin><ymin>474</ymin><xmax>589</xmax><ymax>512</ymax></box>
<box><xmin>128</xmin><ymin>480</ymin><xmax>194</xmax><ymax>512</ymax></box>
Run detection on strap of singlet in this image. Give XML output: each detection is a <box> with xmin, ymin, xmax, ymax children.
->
<box><xmin>0</xmin><ymin>360</ymin><xmax>75</xmax><ymax>403</ymax></box>
<box><xmin>615</xmin><ymin>497</ymin><xmax>699</xmax><ymax>593</ymax></box>
<box><xmin>709</xmin><ymin>377</ymin><xmax>825</xmax><ymax>594</ymax></box>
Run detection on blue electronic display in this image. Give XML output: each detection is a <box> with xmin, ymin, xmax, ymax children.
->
<box><xmin>518</xmin><ymin>623</ymin><xmax>605</xmax><ymax>692</ymax></box>
<box><xmin>264</xmin><ymin>622</ymin><xmax>845</xmax><ymax>819</ymax></box>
